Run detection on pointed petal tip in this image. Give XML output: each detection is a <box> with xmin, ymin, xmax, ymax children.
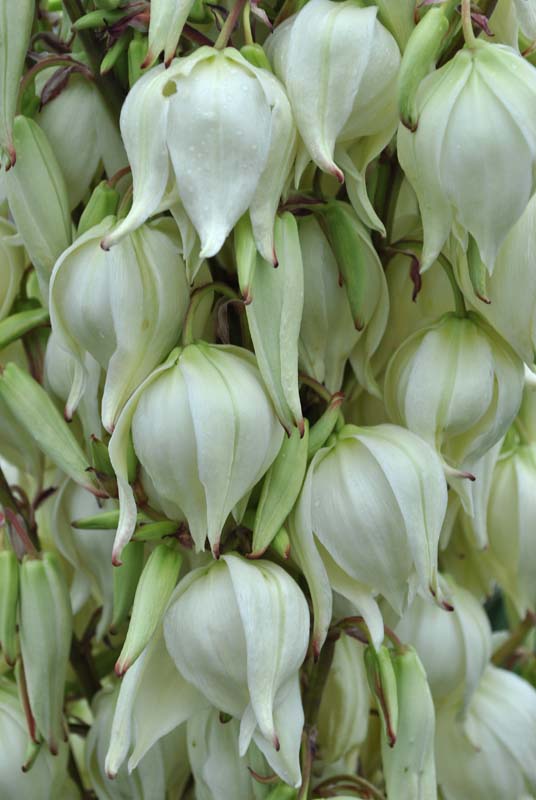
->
<box><xmin>112</xmin><ymin>551</ymin><xmax>123</xmax><ymax>568</ymax></box>
<box><xmin>330</xmin><ymin>165</ymin><xmax>345</xmax><ymax>185</ymax></box>
<box><xmin>354</xmin><ymin>317</ymin><xmax>365</xmax><ymax>331</ymax></box>
<box><xmin>114</xmin><ymin>658</ymin><xmax>128</xmax><ymax>677</ymax></box>
<box><xmin>273</xmin><ymin>734</ymin><xmax>280</xmax><ymax>752</ymax></box>
<box><xmin>297</xmin><ymin>418</ymin><xmax>305</xmax><ymax>438</ymax></box>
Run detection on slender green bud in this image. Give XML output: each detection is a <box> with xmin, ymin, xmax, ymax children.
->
<box><xmin>19</xmin><ymin>552</ymin><xmax>73</xmax><ymax>754</ymax></box>
<box><xmin>0</xmin><ymin>362</ymin><xmax>103</xmax><ymax>496</ymax></box>
<box><xmin>5</xmin><ymin>117</ymin><xmax>72</xmax><ymax>299</ymax></box>
<box><xmin>381</xmin><ymin>646</ymin><xmax>436</xmax><ymax>799</ymax></box>
<box><xmin>89</xmin><ymin>435</ymin><xmax>115</xmax><ymax>478</ymax></box>
<box><xmin>0</xmin><ymin>549</ymin><xmax>19</xmax><ymax>666</ymax></box>
<box><xmin>96</xmin><ymin>0</ymin><xmax>123</xmax><ymax>8</ymax></box>
<box><xmin>308</xmin><ymin>395</ymin><xmax>344</xmax><ymax>458</ymax></box>
<box><xmin>111</xmin><ymin>541</ymin><xmax>145</xmax><ymax>633</ymax></box>
<box><xmin>100</xmin><ymin>33</ymin><xmax>130</xmax><ymax>75</ymax></box>
<box><xmin>72</xmin><ymin>8</ymin><xmax>125</xmax><ymax>31</ymax></box>
<box><xmin>132</xmin><ymin>520</ymin><xmax>179</xmax><ymax>542</ymax></box>
<box><xmin>0</xmin><ymin>0</ymin><xmax>34</xmax><ymax>165</ymax></box>
<box><xmin>318</xmin><ymin>201</ymin><xmax>382</xmax><ymax>331</ymax></box>
<box><xmin>364</xmin><ymin>644</ymin><xmax>399</xmax><ymax>747</ymax></box>
<box><xmin>0</xmin><ymin>308</ymin><xmax>49</xmax><ymax>352</ymax></box>
<box><xmin>269</xmin><ymin>527</ymin><xmax>291</xmax><ymax>561</ymax></box>
<box><xmin>72</xmin><ymin>509</ymin><xmax>152</xmax><ymax>530</ymax></box>
<box><xmin>234</xmin><ymin>213</ymin><xmax>257</xmax><ymax>304</ymax></box>
<box><xmin>115</xmin><ymin>543</ymin><xmax>182</xmax><ymax>675</ymax></box>
<box><xmin>251</xmin><ymin>422</ymin><xmax>309</xmax><ymax>557</ymax></box>
<box><xmin>397</xmin><ymin>7</ymin><xmax>450</xmax><ymax>130</ymax></box>
<box><xmin>241</xmin><ymin>44</ymin><xmax>273</xmax><ymax>72</ymax></box>
<box><xmin>128</xmin><ymin>34</ymin><xmax>149</xmax><ymax>87</ymax></box>
<box><xmin>77</xmin><ymin>182</ymin><xmax>120</xmax><ymax>237</ymax></box>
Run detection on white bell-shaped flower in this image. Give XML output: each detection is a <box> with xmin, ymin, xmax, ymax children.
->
<box><xmin>49</xmin><ymin>216</ymin><xmax>190</xmax><ymax>433</ymax></box>
<box><xmin>109</xmin><ymin>344</ymin><xmax>283</xmax><ymax>563</ymax></box>
<box><xmin>384</xmin><ymin>312</ymin><xmax>524</xmax><ymax>472</ymax></box>
<box><xmin>163</xmin><ymin>555</ymin><xmax>309</xmax><ymax>787</ymax></box>
<box><xmin>398</xmin><ymin>39</ymin><xmax>536</xmax><ymax>273</ymax></box>
<box><xmin>102</xmin><ymin>48</ymin><xmax>296</xmax><ymax>263</ymax></box>
<box><xmin>266</xmin><ymin>0</ymin><xmax>400</xmax><ymax>232</ymax></box>
<box><xmin>291</xmin><ymin>423</ymin><xmax>448</xmax><ymax>654</ymax></box>
<box><xmin>435</xmin><ymin>666</ymin><xmax>536</xmax><ymax>799</ymax></box>
<box><xmin>395</xmin><ymin>575</ymin><xmax>492</xmax><ymax>711</ymax></box>
<box><xmin>187</xmin><ymin>708</ymin><xmax>271</xmax><ymax>800</ymax></box>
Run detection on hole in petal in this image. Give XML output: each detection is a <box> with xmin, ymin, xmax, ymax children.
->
<box><xmin>162</xmin><ymin>80</ymin><xmax>177</xmax><ymax>97</ymax></box>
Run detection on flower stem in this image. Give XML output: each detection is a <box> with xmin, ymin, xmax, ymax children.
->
<box><xmin>461</xmin><ymin>0</ymin><xmax>477</xmax><ymax>47</ymax></box>
<box><xmin>214</xmin><ymin>0</ymin><xmax>249</xmax><ymax>49</ymax></box>
<box><xmin>492</xmin><ymin>611</ymin><xmax>536</xmax><ymax>667</ymax></box>
<box><xmin>242</xmin><ymin>2</ymin><xmax>254</xmax><ymax>46</ymax></box>
<box><xmin>437</xmin><ymin>253</ymin><xmax>467</xmax><ymax>316</ymax></box>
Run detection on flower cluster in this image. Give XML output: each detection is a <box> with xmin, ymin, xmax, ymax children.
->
<box><xmin>0</xmin><ymin>0</ymin><xmax>536</xmax><ymax>798</ymax></box>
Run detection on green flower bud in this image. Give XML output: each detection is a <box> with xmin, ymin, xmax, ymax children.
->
<box><xmin>251</xmin><ymin>422</ymin><xmax>309</xmax><ymax>558</ymax></box>
<box><xmin>0</xmin><ymin>679</ymin><xmax>73</xmax><ymax>799</ymax></box>
<box><xmin>144</xmin><ymin>0</ymin><xmax>199</xmax><ymax>67</ymax></box>
<box><xmin>316</xmin><ymin>202</ymin><xmax>389</xmax><ymax>396</ymax></box>
<box><xmin>381</xmin><ymin>646</ymin><xmax>437</xmax><ymax>800</ymax></box>
<box><xmin>297</xmin><ymin>214</ymin><xmax>360</xmax><ymax>393</ymax></box>
<box><xmin>5</xmin><ymin>116</ymin><xmax>72</xmax><ymax>299</ymax></box>
<box><xmin>109</xmin><ymin>344</ymin><xmax>284</xmax><ymax>563</ymax></box>
<box><xmin>396</xmin><ymin>575</ymin><xmax>491</xmax><ymax>711</ymax></box>
<box><xmin>0</xmin><ymin>549</ymin><xmax>19</xmax><ymax>666</ymax></box>
<box><xmin>103</xmin><ymin>48</ymin><xmax>296</xmax><ymax>265</ymax></box>
<box><xmin>77</xmin><ymin>181</ymin><xmax>120</xmax><ymax>237</ymax></box>
<box><xmin>0</xmin><ymin>218</ymin><xmax>25</xmax><ymax>322</ymax></box>
<box><xmin>88</xmin><ymin>683</ymin><xmax>190</xmax><ymax>799</ymax></box>
<box><xmin>50</xmin><ymin>216</ymin><xmax>190</xmax><ymax>433</ymax></box>
<box><xmin>19</xmin><ymin>552</ymin><xmax>72</xmax><ymax>754</ymax></box>
<box><xmin>245</xmin><ymin>212</ymin><xmax>304</xmax><ymax>434</ymax></box>
<box><xmin>0</xmin><ymin>362</ymin><xmax>103</xmax><ymax>495</ymax></box>
<box><xmin>486</xmin><ymin>442</ymin><xmax>536</xmax><ymax>616</ymax></box>
<box><xmin>384</xmin><ymin>312</ymin><xmax>524</xmax><ymax>476</ymax></box>
<box><xmin>163</xmin><ymin>555</ymin><xmax>309</xmax><ymax>787</ymax></box>
<box><xmin>375</xmin><ymin>0</ymin><xmax>416</xmax><ymax>52</ymax></box>
<box><xmin>51</xmin><ymin>479</ymin><xmax>117</xmax><ymax>640</ymax></box>
<box><xmin>36</xmin><ymin>73</ymin><xmax>126</xmax><ymax>210</ymax></box>
<box><xmin>436</xmin><ymin>666</ymin><xmax>536</xmax><ymax>799</ymax></box>
<box><xmin>0</xmin><ymin>343</ymin><xmax>44</xmax><ymax>477</ymax></box>
<box><xmin>364</xmin><ymin>645</ymin><xmax>399</xmax><ymax>747</ymax></box>
<box><xmin>116</xmin><ymin>543</ymin><xmax>182</xmax><ymax>675</ymax></box>
<box><xmin>111</xmin><ymin>541</ymin><xmax>144</xmax><ymax>633</ymax></box>
<box><xmin>318</xmin><ymin>636</ymin><xmax>369</xmax><ymax>764</ymax></box>
<box><xmin>398</xmin><ymin>39</ymin><xmax>536</xmax><ymax>273</ymax></box>
<box><xmin>0</xmin><ymin>0</ymin><xmax>34</xmax><ymax>165</ymax></box>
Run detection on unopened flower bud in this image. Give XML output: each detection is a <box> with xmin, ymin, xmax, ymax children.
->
<box><xmin>19</xmin><ymin>552</ymin><xmax>73</xmax><ymax>754</ymax></box>
<box><xmin>0</xmin><ymin>0</ymin><xmax>34</xmax><ymax>165</ymax></box>
<box><xmin>0</xmin><ymin>218</ymin><xmax>25</xmax><ymax>322</ymax></box>
<box><xmin>163</xmin><ymin>555</ymin><xmax>309</xmax><ymax>786</ymax></box>
<box><xmin>77</xmin><ymin>181</ymin><xmax>120</xmax><ymax>237</ymax></box>
<box><xmin>50</xmin><ymin>216</ymin><xmax>190</xmax><ymax>433</ymax></box>
<box><xmin>145</xmin><ymin>0</ymin><xmax>198</xmax><ymax>67</ymax></box>
<box><xmin>398</xmin><ymin>39</ymin><xmax>536</xmax><ymax>273</ymax></box>
<box><xmin>103</xmin><ymin>48</ymin><xmax>296</xmax><ymax>263</ymax></box>
<box><xmin>375</xmin><ymin>0</ymin><xmax>416</xmax><ymax>51</ymax></box>
<box><xmin>116</xmin><ymin>543</ymin><xmax>182</xmax><ymax>675</ymax></box>
<box><xmin>5</xmin><ymin>116</ymin><xmax>72</xmax><ymax>299</ymax></box>
<box><xmin>436</xmin><ymin>666</ymin><xmax>536</xmax><ymax>799</ymax></box>
<box><xmin>486</xmin><ymin>441</ymin><xmax>536</xmax><ymax>616</ymax></box>
<box><xmin>0</xmin><ymin>362</ymin><xmax>103</xmax><ymax>496</ymax></box>
<box><xmin>317</xmin><ymin>202</ymin><xmax>389</xmax><ymax>396</ymax></box>
<box><xmin>111</xmin><ymin>541</ymin><xmax>145</xmax><ymax>633</ymax></box>
<box><xmin>251</xmin><ymin>422</ymin><xmax>309</xmax><ymax>558</ymax></box>
<box><xmin>384</xmin><ymin>312</ymin><xmax>524</xmax><ymax>475</ymax></box>
<box><xmin>381</xmin><ymin>646</ymin><xmax>437</xmax><ymax>800</ymax></box>
<box><xmin>36</xmin><ymin>73</ymin><xmax>126</xmax><ymax>210</ymax></box>
<box><xmin>109</xmin><ymin>344</ymin><xmax>283</xmax><ymax>563</ymax></box>
<box><xmin>245</xmin><ymin>212</ymin><xmax>304</xmax><ymax>434</ymax></box>
<box><xmin>396</xmin><ymin>575</ymin><xmax>491</xmax><ymax>710</ymax></box>
<box><xmin>0</xmin><ymin>549</ymin><xmax>19</xmax><ymax>666</ymax></box>
<box><xmin>298</xmin><ymin>214</ymin><xmax>360</xmax><ymax>392</ymax></box>
<box><xmin>364</xmin><ymin>645</ymin><xmax>399</xmax><ymax>748</ymax></box>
